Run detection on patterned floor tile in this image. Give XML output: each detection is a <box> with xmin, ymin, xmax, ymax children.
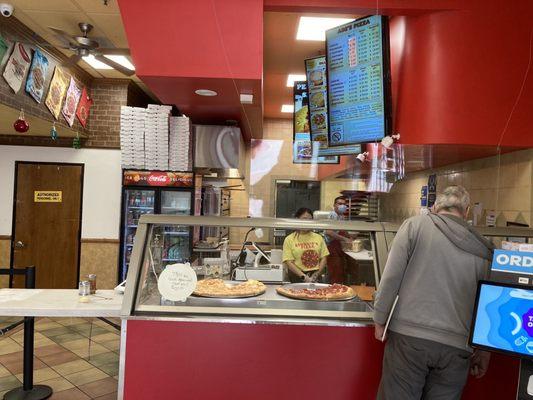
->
<box><xmin>0</xmin><ymin>352</ymin><xmax>46</xmax><ymax>375</ymax></box>
<box><xmin>70</xmin><ymin>344</ymin><xmax>109</xmax><ymax>359</ymax></box>
<box><xmin>40</xmin><ymin>327</ymin><xmax>73</xmax><ymax>338</ymax></box>
<box><xmin>100</xmin><ymin>340</ymin><xmax>120</xmax><ymax>352</ymax></box>
<box><xmin>53</xmin><ymin>333</ymin><xmax>87</xmax><ymax>344</ymax></box>
<box><xmin>34</xmin><ymin>344</ymin><xmax>65</xmax><ymax>357</ymax></box>
<box><xmin>63</xmin><ymin>367</ymin><xmax>108</xmax><ymax>387</ymax></box>
<box><xmin>39</xmin><ymin>376</ymin><xmax>74</xmax><ymax>392</ymax></box>
<box><xmin>97</xmin><ymin>362</ymin><xmax>119</xmax><ymax>377</ymax></box>
<box><xmin>90</xmin><ymin>333</ymin><xmax>120</xmax><ymax>344</ymax></box>
<box><xmin>38</xmin><ymin>350</ymin><xmax>79</xmax><ymax>367</ymax></box>
<box><xmin>0</xmin><ymin>375</ymin><xmax>21</xmax><ymax>391</ymax></box>
<box><xmin>15</xmin><ymin>367</ymin><xmax>60</xmax><ymax>383</ymax></box>
<box><xmin>0</xmin><ymin>338</ymin><xmax>23</xmax><ymax>356</ymax></box>
<box><xmin>51</xmin><ymin>359</ymin><xmax>93</xmax><ymax>376</ymax></box>
<box><xmin>85</xmin><ymin>352</ymin><xmax>119</xmax><ymax>368</ymax></box>
<box><xmin>94</xmin><ymin>393</ymin><xmax>117</xmax><ymax>400</ymax></box>
<box><xmin>48</xmin><ymin>387</ymin><xmax>90</xmax><ymax>399</ymax></box>
<box><xmin>78</xmin><ymin>377</ymin><xmax>118</xmax><ymax>398</ymax></box>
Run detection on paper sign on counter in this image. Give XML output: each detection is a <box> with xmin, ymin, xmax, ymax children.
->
<box><xmin>157</xmin><ymin>263</ymin><xmax>197</xmax><ymax>302</ymax></box>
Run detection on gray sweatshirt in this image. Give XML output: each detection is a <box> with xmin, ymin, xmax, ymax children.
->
<box><xmin>374</xmin><ymin>213</ymin><xmax>494</xmax><ymax>351</ymax></box>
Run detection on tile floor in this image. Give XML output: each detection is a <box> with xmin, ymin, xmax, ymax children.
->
<box><xmin>0</xmin><ymin>317</ymin><xmax>121</xmax><ymax>399</ymax></box>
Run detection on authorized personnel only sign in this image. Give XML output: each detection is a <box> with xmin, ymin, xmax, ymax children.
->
<box><xmin>34</xmin><ymin>191</ymin><xmax>62</xmax><ymax>203</ymax></box>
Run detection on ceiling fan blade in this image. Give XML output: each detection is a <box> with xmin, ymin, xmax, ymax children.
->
<box><xmin>98</xmin><ymin>48</ymin><xmax>130</xmax><ymax>56</ymax></box>
<box><xmin>48</xmin><ymin>27</ymin><xmax>78</xmax><ymax>45</ymax></box>
<box><xmin>94</xmin><ymin>54</ymin><xmax>135</xmax><ymax>76</ymax></box>
<box><xmin>63</xmin><ymin>54</ymin><xmax>82</xmax><ymax>67</ymax></box>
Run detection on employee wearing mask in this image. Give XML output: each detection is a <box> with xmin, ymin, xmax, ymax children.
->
<box><xmin>283</xmin><ymin>208</ymin><xmax>330</xmax><ymax>283</ymax></box>
<box><xmin>325</xmin><ymin>196</ymin><xmax>353</xmax><ymax>283</ymax></box>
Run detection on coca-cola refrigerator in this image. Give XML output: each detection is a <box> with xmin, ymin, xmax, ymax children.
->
<box><xmin>118</xmin><ymin>170</ymin><xmax>195</xmax><ymax>282</ymax></box>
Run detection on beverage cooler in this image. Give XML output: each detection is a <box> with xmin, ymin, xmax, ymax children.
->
<box><xmin>118</xmin><ymin>170</ymin><xmax>195</xmax><ymax>282</ymax></box>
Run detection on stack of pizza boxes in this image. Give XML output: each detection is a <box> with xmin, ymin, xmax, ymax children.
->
<box><xmin>169</xmin><ymin>116</ymin><xmax>191</xmax><ymax>171</ymax></box>
<box><xmin>144</xmin><ymin>105</ymin><xmax>172</xmax><ymax>170</ymax></box>
<box><xmin>120</xmin><ymin>106</ymin><xmax>146</xmax><ymax>169</ymax></box>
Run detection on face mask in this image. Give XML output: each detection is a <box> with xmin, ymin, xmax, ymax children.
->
<box><xmin>337</xmin><ymin>205</ymin><xmax>347</xmax><ymax>213</ymax></box>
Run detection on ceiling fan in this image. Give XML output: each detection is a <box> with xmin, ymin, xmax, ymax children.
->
<box><xmin>48</xmin><ymin>22</ymin><xmax>134</xmax><ymax>76</ymax></box>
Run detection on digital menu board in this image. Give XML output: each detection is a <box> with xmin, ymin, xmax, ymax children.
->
<box><xmin>305</xmin><ymin>56</ymin><xmax>363</xmax><ymax>157</ymax></box>
<box><xmin>292</xmin><ymin>81</ymin><xmax>338</xmax><ymax>164</ymax></box>
<box><xmin>470</xmin><ymin>281</ymin><xmax>533</xmax><ymax>359</ymax></box>
<box><xmin>326</xmin><ymin>15</ymin><xmax>391</xmax><ymax>146</ymax></box>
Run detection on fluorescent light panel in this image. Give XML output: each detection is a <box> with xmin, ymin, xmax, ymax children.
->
<box><xmin>286</xmin><ymin>74</ymin><xmax>306</xmax><ymax>87</ymax></box>
<box><xmin>83</xmin><ymin>55</ymin><xmax>135</xmax><ymax>71</ymax></box>
<box><xmin>281</xmin><ymin>104</ymin><xmax>294</xmax><ymax>113</ymax></box>
<box><xmin>296</xmin><ymin>17</ymin><xmax>354</xmax><ymax>41</ymax></box>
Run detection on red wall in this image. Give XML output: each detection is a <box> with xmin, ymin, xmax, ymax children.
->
<box><xmin>390</xmin><ymin>10</ymin><xmax>533</xmax><ymax>146</ymax></box>
<box><xmin>122</xmin><ymin>320</ymin><xmax>519</xmax><ymax>400</ymax></box>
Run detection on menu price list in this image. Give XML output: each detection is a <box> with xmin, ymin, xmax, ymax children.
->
<box><xmin>326</xmin><ymin>15</ymin><xmax>386</xmax><ymax>145</ymax></box>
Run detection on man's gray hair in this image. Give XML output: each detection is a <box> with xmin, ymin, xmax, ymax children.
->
<box><xmin>434</xmin><ymin>185</ymin><xmax>471</xmax><ymax>214</ymax></box>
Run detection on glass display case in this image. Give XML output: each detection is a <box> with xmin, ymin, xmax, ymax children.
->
<box><xmin>121</xmin><ymin>215</ymin><xmax>397</xmax><ymax>321</ymax></box>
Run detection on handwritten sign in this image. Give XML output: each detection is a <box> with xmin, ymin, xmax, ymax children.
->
<box><xmin>157</xmin><ymin>263</ymin><xmax>197</xmax><ymax>302</ymax></box>
<box><xmin>34</xmin><ymin>191</ymin><xmax>62</xmax><ymax>202</ymax></box>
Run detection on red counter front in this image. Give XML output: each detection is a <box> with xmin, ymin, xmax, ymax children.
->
<box><xmin>122</xmin><ymin>319</ymin><xmax>519</xmax><ymax>400</ymax></box>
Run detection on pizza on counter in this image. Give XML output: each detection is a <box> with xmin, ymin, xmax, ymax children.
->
<box><xmin>194</xmin><ymin>279</ymin><xmax>266</xmax><ymax>298</ymax></box>
<box><xmin>277</xmin><ymin>283</ymin><xmax>355</xmax><ymax>301</ymax></box>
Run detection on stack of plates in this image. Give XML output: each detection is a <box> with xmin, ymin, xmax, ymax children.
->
<box><xmin>120</xmin><ymin>106</ymin><xmax>146</xmax><ymax>169</ymax></box>
<box><xmin>169</xmin><ymin>116</ymin><xmax>191</xmax><ymax>171</ymax></box>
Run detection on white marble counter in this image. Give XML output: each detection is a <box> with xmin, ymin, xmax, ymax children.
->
<box><xmin>0</xmin><ymin>289</ymin><xmax>122</xmax><ymax>317</ymax></box>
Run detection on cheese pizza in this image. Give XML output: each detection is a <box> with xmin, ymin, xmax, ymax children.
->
<box><xmin>194</xmin><ymin>279</ymin><xmax>266</xmax><ymax>298</ymax></box>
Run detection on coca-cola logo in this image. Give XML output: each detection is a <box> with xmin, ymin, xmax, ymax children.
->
<box><xmin>148</xmin><ymin>173</ymin><xmax>170</xmax><ymax>185</ymax></box>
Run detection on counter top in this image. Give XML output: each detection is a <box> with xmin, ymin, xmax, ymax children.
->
<box><xmin>0</xmin><ymin>289</ymin><xmax>123</xmax><ymax>317</ymax></box>
<box><xmin>345</xmin><ymin>250</ymin><xmax>374</xmax><ymax>261</ymax></box>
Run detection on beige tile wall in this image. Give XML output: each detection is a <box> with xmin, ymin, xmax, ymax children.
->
<box><xmin>79</xmin><ymin>241</ymin><xmax>119</xmax><ymax>290</ymax></box>
<box><xmin>380</xmin><ymin>149</ymin><xmax>533</xmax><ymax>226</ymax></box>
<box><xmin>0</xmin><ymin>239</ymin><xmax>119</xmax><ymax>289</ymax></box>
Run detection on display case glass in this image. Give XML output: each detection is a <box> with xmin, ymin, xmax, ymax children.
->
<box><xmin>121</xmin><ymin>215</ymin><xmax>392</xmax><ymax>321</ymax></box>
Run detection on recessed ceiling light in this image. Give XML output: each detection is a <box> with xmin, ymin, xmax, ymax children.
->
<box><xmin>286</xmin><ymin>74</ymin><xmax>306</xmax><ymax>87</ymax></box>
<box><xmin>82</xmin><ymin>55</ymin><xmax>135</xmax><ymax>71</ymax></box>
<box><xmin>296</xmin><ymin>17</ymin><xmax>354</xmax><ymax>41</ymax></box>
<box><xmin>195</xmin><ymin>89</ymin><xmax>218</xmax><ymax>96</ymax></box>
<box><xmin>281</xmin><ymin>104</ymin><xmax>294</xmax><ymax>113</ymax></box>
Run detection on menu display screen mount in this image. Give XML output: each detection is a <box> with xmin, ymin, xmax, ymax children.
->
<box><xmin>470</xmin><ymin>280</ymin><xmax>533</xmax><ymax>360</ymax></box>
<box><xmin>326</xmin><ymin>15</ymin><xmax>392</xmax><ymax>146</ymax></box>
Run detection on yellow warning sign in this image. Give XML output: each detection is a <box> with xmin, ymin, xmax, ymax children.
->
<box><xmin>34</xmin><ymin>191</ymin><xmax>62</xmax><ymax>203</ymax></box>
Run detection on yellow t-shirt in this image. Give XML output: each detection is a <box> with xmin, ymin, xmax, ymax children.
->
<box><xmin>282</xmin><ymin>232</ymin><xmax>330</xmax><ymax>272</ymax></box>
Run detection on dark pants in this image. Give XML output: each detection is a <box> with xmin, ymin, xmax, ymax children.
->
<box><xmin>327</xmin><ymin>239</ymin><xmax>346</xmax><ymax>284</ymax></box>
<box><xmin>377</xmin><ymin>332</ymin><xmax>471</xmax><ymax>400</ymax></box>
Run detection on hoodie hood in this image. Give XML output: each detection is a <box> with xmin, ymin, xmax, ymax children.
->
<box><xmin>428</xmin><ymin>213</ymin><xmax>494</xmax><ymax>261</ymax></box>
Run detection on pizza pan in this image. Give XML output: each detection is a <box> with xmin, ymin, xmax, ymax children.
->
<box><xmin>276</xmin><ymin>283</ymin><xmax>356</xmax><ymax>301</ymax></box>
<box><xmin>192</xmin><ymin>281</ymin><xmax>266</xmax><ymax>299</ymax></box>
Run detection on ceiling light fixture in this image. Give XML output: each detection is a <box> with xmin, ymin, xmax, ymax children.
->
<box><xmin>286</xmin><ymin>74</ymin><xmax>307</xmax><ymax>87</ymax></box>
<box><xmin>195</xmin><ymin>89</ymin><xmax>218</xmax><ymax>96</ymax></box>
<box><xmin>296</xmin><ymin>17</ymin><xmax>354</xmax><ymax>41</ymax></box>
<box><xmin>83</xmin><ymin>55</ymin><xmax>135</xmax><ymax>71</ymax></box>
<box><xmin>281</xmin><ymin>104</ymin><xmax>294</xmax><ymax>113</ymax></box>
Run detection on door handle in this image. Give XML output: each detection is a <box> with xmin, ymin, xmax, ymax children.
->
<box><xmin>14</xmin><ymin>240</ymin><xmax>25</xmax><ymax>249</ymax></box>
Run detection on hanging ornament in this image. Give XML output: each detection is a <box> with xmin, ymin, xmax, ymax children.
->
<box><xmin>72</xmin><ymin>132</ymin><xmax>81</xmax><ymax>149</ymax></box>
<box><xmin>50</xmin><ymin>122</ymin><xmax>58</xmax><ymax>140</ymax></box>
<box><xmin>13</xmin><ymin>108</ymin><xmax>29</xmax><ymax>133</ymax></box>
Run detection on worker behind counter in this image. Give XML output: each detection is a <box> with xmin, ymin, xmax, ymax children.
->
<box><xmin>282</xmin><ymin>208</ymin><xmax>330</xmax><ymax>283</ymax></box>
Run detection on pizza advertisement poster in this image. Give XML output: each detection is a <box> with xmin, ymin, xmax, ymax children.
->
<box><xmin>76</xmin><ymin>86</ymin><xmax>93</xmax><ymax>128</ymax></box>
<box><xmin>61</xmin><ymin>77</ymin><xmax>82</xmax><ymax>126</ymax></box>
<box><xmin>45</xmin><ymin>67</ymin><xmax>70</xmax><ymax>119</ymax></box>
<box><xmin>0</xmin><ymin>35</ymin><xmax>9</xmax><ymax>65</ymax></box>
<box><xmin>25</xmin><ymin>48</ymin><xmax>50</xmax><ymax>103</ymax></box>
<box><xmin>2</xmin><ymin>42</ymin><xmax>31</xmax><ymax>93</ymax></box>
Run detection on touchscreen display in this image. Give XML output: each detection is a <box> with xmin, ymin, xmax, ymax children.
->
<box><xmin>471</xmin><ymin>282</ymin><xmax>533</xmax><ymax>358</ymax></box>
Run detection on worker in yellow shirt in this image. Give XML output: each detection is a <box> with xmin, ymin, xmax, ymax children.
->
<box><xmin>282</xmin><ymin>208</ymin><xmax>330</xmax><ymax>283</ymax></box>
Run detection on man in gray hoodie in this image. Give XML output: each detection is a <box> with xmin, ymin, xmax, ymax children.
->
<box><xmin>374</xmin><ymin>186</ymin><xmax>494</xmax><ymax>400</ymax></box>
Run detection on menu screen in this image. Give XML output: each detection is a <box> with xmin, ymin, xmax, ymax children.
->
<box><xmin>471</xmin><ymin>282</ymin><xmax>533</xmax><ymax>358</ymax></box>
<box><xmin>293</xmin><ymin>81</ymin><xmax>338</xmax><ymax>164</ymax></box>
<box><xmin>305</xmin><ymin>56</ymin><xmax>329</xmax><ymax>144</ymax></box>
<box><xmin>326</xmin><ymin>15</ymin><xmax>390</xmax><ymax>146</ymax></box>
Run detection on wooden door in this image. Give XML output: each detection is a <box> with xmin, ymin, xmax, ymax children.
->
<box><xmin>11</xmin><ymin>162</ymin><xmax>83</xmax><ymax>288</ymax></box>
